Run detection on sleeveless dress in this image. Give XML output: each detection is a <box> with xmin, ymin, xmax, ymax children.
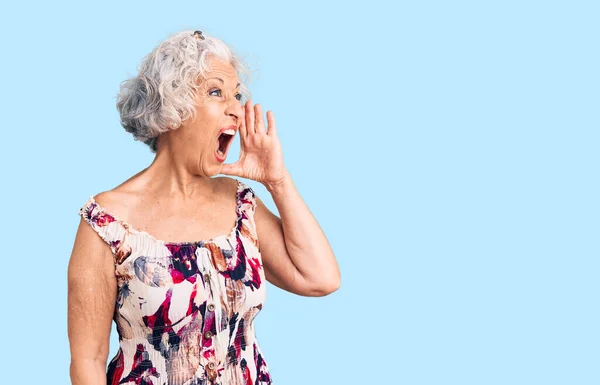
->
<box><xmin>78</xmin><ymin>179</ymin><xmax>274</xmax><ymax>385</ymax></box>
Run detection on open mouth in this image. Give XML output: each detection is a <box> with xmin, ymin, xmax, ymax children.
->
<box><xmin>216</xmin><ymin>130</ymin><xmax>235</xmax><ymax>159</ymax></box>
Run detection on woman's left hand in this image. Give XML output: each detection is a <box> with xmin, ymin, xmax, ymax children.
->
<box><xmin>220</xmin><ymin>100</ymin><xmax>289</xmax><ymax>190</ymax></box>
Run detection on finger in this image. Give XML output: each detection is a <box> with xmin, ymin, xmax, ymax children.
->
<box><xmin>239</xmin><ymin>103</ymin><xmax>248</xmax><ymax>139</ymax></box>
<box><xmin>266</xmin><ymin>110</ymin><xmax>277</xmax><ymax>137</ymax></box>
<box><xmin>254</xmin><ymin>104</ymin><xmax>265</xmax><ymax>134</ymax></box>
<box><xmin>246</xmin><ymin>100</ymin><xmax>256</xmax><ymax>135</ymax></box>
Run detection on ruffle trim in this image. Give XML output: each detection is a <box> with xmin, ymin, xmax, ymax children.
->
<box><xmin>78</xmin><ymin>178</ymin><xmax>258</xmax><ymax>248</ymax></box>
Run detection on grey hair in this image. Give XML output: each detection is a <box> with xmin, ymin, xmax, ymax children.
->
<box><xmin>116</xmin><ymin>30</ymin><xmax>254</xmax><ymax>153</ymax></box>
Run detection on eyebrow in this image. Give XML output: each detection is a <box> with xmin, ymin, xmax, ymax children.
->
<box><xmin>208</xmin><ymin>77</ymin><xmax>240</xmax><ymax>89</ymax></box>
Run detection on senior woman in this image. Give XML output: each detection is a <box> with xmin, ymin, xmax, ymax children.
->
<box><xmin>67</xmin><ymin>29</ymin><xmax>340</xmax><ymax>385</ymax></box>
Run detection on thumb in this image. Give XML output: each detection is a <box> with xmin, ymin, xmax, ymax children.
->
<box><xmin>219</xmin><ymin>161</ymin><xmax>244</xmax><ymax>177</ymax></box>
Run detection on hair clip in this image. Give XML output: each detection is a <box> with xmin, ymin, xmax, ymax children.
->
<box><xmin>192</xmin><ymin>30</ymin><xmax>205</xmax><ymax>40</ymax></box>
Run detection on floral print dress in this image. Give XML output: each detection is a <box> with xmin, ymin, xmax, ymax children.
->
<box><xmin>78</xmin><ymin>179</ymin><xmax>274</xmax><ymax>385</ymax></box>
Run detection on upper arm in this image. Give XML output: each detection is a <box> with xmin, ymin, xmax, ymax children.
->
<box><xmin>253</xmin><ymin>193</ymin><xmax>319</xmax><ymax>296</ymax></box>
<box><xmin>67</xmin><ymin>216</ymin><xmax>117</xmax><ymax>364</ymax></box>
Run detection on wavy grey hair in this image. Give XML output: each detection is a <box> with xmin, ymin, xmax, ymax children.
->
<box><xmin>116</xmin><ymin>30</ymin><xmax>253</xmax><ymax>153</ymax></box>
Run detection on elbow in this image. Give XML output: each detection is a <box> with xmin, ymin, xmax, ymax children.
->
<box><xmin>70</xmin><ymin>358</ymin><xmax>108</xmax><ymax>384</ymax></box>
<box><xmin>310</xmin><ymin>277</ymin><xmax>341</xmax><ymax>297</ymax></box>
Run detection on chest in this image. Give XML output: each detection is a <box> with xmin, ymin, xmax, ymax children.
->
<box><xmin>114</xmin><ymin>230</ymin><xmax>266</xmax><ymax>328</ymax></box>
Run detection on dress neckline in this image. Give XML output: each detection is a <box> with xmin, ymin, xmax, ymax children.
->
<box><xmin>86</xmin><ymin>179</ymin><xmax>243</xmax><ymax>246</ymax></box>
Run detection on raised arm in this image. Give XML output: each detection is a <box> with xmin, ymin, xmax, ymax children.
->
<box><xmin>67</xmin><ymin>217</ymin><xmax>117</xmax><ymax>385</ymax></box>
<box><xmin>219</xmin><ymin>101</ymin><xmax>341</xmax><ymax>297</ymax></box>
<box><xmin>254</xmin><ymin>172</ymin><xmax>341</xmax><ymax>297</ymax></box>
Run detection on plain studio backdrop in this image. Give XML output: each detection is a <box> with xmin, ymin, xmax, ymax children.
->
<box><xmin>0</xmin><ymin>1</ymin><xmax>598</xmax><ymax>384</ymax></box>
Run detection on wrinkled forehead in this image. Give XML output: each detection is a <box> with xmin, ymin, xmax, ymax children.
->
<box><xmin>198</xmin><ymin>56</ymin><xmax>240</xmax><ymax>87</ymax></box>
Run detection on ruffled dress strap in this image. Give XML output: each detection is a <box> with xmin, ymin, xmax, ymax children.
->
<box><xmin>78</xmin><ymin>195</ymin><xmax>132</xmax><ymax>265</ymax></box>
<box><xmin>237</xmin><ymin>180</ymin><xmax>257</xmax><ymax>215</ymax></box>
<box><xmin>236</xmin><ymin>180</ymin><xmax>260</xmax><ymax>244</ymax></box>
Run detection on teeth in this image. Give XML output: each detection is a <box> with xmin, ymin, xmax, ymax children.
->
<box><xmin>223</xmin><ymin>129</ymin><xmax>235</xmax><ymax>135</ymax></box>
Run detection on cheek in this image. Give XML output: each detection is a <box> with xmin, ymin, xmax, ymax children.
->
<box><xmin>196</xmin><ymin>100</ymin><xmax>220</xmax><ymax>116</ymax></box>
<box><xmin>194</xmin><ymin>106</ymin><xmax>222</xmax><ymax>132</ymax></box>
<box><xmin>185</xmin><ymin>121</ymin><xmax>211</xmax><ymax>144</ymax></box>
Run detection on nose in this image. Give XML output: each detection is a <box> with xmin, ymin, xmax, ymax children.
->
<box><xmin>225</xmin><ymin>97</ymin><xmax>243</xmax><ymax>123</ymax></box>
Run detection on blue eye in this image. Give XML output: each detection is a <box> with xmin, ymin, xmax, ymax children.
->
<box><xmin>209</xmin><ymin>88</ymin><xmax>222</xmax><ymax>97</ymax></box>
<box><xmin>209</xmin><ymin>88</ymin><xmax>243</xmax><ymax>101</ymax></box>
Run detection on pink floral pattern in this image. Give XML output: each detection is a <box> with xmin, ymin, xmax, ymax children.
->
<box><xmin>80</xmin><ymin>179</ymin><xmax>273</xmax><ymax>385</ymax></box>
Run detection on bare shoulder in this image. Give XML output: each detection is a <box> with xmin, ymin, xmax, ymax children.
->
<box><xmin>215</xmin><ymin>175</ymin><xmax>238</xmax><ymax>186</ymax></box>
<box><xmin>89</xmin><ymin>169</ymin><xmax>152</xmax><ymax>216</ymax></box>
<box><xmin>214</xmin><ymin>176</ymin><xmax>242</xmax><ymax>195</ymax></box>
<box><xmin>89</xmin><ymin>185</ymin><xmax>139</xmax><ymax>220</ymax></box>
<box><xmin>91</xmin><ymin>190</ymin><xmax>124</xmax><ymax>211</ymax></box>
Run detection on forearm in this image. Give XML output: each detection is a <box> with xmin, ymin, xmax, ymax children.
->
<box><xmin>265</xmin><ymin>170</ymin><xmax>340</xmax><ymax>291</ymax></box>
<box><xmin>70</xmin><ymin>359</ymin><xmax>107</xmax><ymax>385</ymax></box>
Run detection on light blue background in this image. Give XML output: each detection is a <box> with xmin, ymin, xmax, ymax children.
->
<box><xmin>0</xmin><ymin>1</ymin><xmax>598</xmax><ymax>384</ymax></box>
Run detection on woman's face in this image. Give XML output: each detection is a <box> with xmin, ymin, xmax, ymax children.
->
<box><xmin>162</xmin><ymin>56</ymin><xmax>244</xmax><ymax>177</ymax></box>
